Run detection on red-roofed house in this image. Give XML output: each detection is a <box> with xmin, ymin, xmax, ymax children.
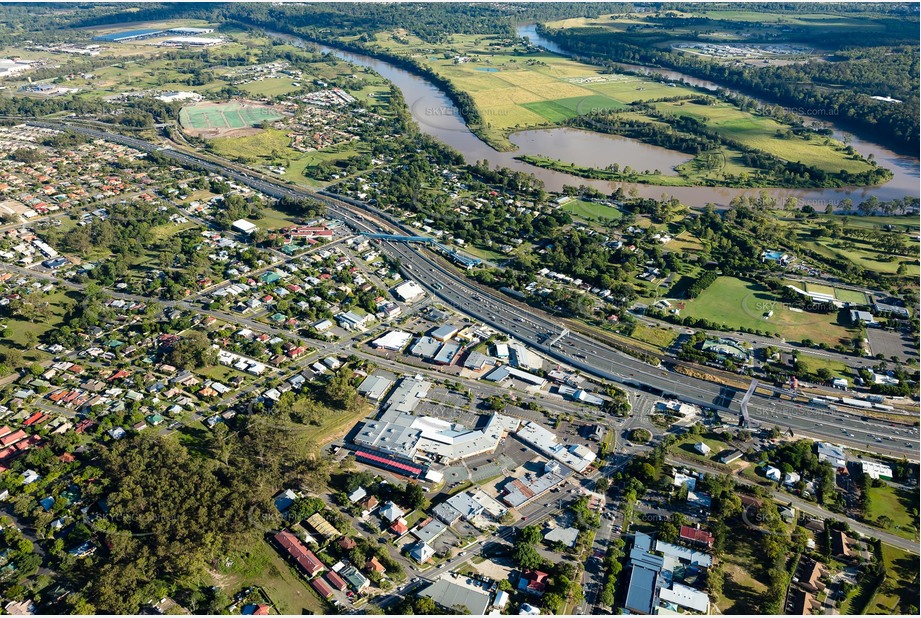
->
<box><xmin>389</xmin><ymin>519</ymin><xmax>409</xmax><ymax>536</ymax></box>
<box><xmin>679</xmin><ymin>525</ymin><xmax>715</xmax><ymax>549</ymax></box>
<box><xmin>23</xmin><ymin>412</ymin><xmax>45</xmax><ymax>427</ymax></box>
<box><xmin>242</xmin><ymin>604</ymin><xmax>270</xmax><ymax>615</ymax></box>
<box><xmin>0</xmin><ymin>430</ymin><xmax>27</xmax><ymax>447</ymax></box>
<box><xmin>273</xmin><ymin>530</ymin><xmax>326</xmax><ymax>576</ymax></box>
<box><xmin>274</xmin><ymin>530</ymin><xmax>325</xmax><ymax>573</ymax></box>
<box><xmin>326</xmin><ymin>571</ymin><xmax>348</xmax><ymax>591</ymax></box>
<box><xmin>518</xmin><ymin>570</ymin><xmax>549</xmax><ymax>596</ymax></box>
<box><xmin>311</xmin><ymin>577</ymin><xmax>334</xmax><ymax>600</ymax></box>
<box><xmin>366</xmin><ymin>556</ymin><xmax>386</xmax><ymax>574</ymax></box>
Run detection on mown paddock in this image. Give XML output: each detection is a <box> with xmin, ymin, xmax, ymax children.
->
<box><xmin>179</xmin><ymin>101</ymin><xmax>284</xmax><ymax>131</ymax></box>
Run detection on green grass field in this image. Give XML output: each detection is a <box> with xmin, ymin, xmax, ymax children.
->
<box><xmin>180</xmin><ymin>101</ymin><xmax>284</xmax><ymax>131</ymax></box>
<box><xmin>806</xmin><ymin>236</ymin><xmax>919</xmax><ymax>277</ymax></box>
<box><xmin>149</xmin><ymin>220</ymin><xmax>199</xmax><ymax>240</ymax></box>
<box><xmin>867</xmin><ymin>544</ymin><xmax>921</xmax><ymax>614</ymax></box>
<box><xmin>561</xmin><ymin>199</ymin><xmax>624</xmax><ymax>222</ymax></box>
<box><xmin>654</xmin><ymin>99</ymin><xmax>874</xmax><ymax>175</ymax></box>
<box><xmin>819</xmin><ymin>214</ymin><xmax>920</xmax><ymax>232</ymax></box>
<box><xmin>0</xmin><ymin>290</ymin><xmax>75</xmax><ymax>368</ymax></box>
<box><xmin>866</xmin><ymin>484</ymin><xmax>919</xmax><ymax>541</ymax></box>
<box><xmin>679</xmin><ymin>276</ymin><xmax>853</xmax><ymax>346</ymax></box>
<box><xmin>671</xmin><ymin>432</ymin><xmax>737</xmax><ymax>469</ymax></box>
<box><xmin>796</xmin><ymin>353</ymin><xmax>851</xmax><ymax>381</ymax></box>
<box><xmin>240</xmin><ymin>78</ymin><xmax>301</xmax><ymax>97</ymax></box>
<box><xmin>786</xmin><ymin>280</ymin><xmax>871</xmax><ymax>305</ymax></box>
<box><xmin>209</xmin><ymin>128</ymin><xmax>363</xmax><ymax>185</ymax></box>
<box><xmin>630</xmin><ymin>323</ymin><xmax>677</xmax><ymax>349</ymax></box>
<box><xmin>220</xmin><ymin>534</ymin><xmax>329</xmax><ymax>615</ymax></box>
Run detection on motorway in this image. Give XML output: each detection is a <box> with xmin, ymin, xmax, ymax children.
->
<box><xmin>24</xmin><ymin>121</ymin><xmax>918</xmax><ymax>461</ymax></box>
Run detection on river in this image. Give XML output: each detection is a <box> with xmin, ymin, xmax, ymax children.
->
<box><xmin>272</xmin><ymin>27</ymin><xmax>919</xmax><ymax>208</ymax></box>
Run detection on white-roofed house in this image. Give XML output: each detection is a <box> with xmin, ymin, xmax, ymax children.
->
<box><xmin>380</xmin><ymin>501</ymin><xmax>405</xmax><ymax>523</ymax></box>
<box><xmin>765</xmin><ymin>466</ymin><xmax>782</xmax><ymax>482</ymax></box>
<box><xmin>694</xmin><ymin>442</ymin><xmax>711</xmax><ymax>455</ymax></box>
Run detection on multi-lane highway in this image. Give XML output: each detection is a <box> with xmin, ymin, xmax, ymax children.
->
<box><xmin>27</xmin><ymin>121</ymin><xmax>918</xmax><ymax>460</ymax></box>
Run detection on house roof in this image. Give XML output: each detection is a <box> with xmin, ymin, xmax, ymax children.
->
<box><xmin>273</xmin><ymin>530</ymin><xmax>325</xmax><ymax>575</ymax></box>
<box><xmin>389</xmin><ymin>519</ymin><xmax>409</xmax><ymax>535</ymax></box>
<box><xmin>521</xmin><ymin>570</ymin><xmax>549</xmax><ymax>593</ymax></box>
<box><xmin>366</xmin><ymin>556</ymin><xmax>385</xmax><ymax>573</ymax></box>
<box><xmin>380</xmin><ymin>501</ymin><xmax>405</xmax><ymax>522</ymax></box>
<box><xmin>325</xmin><ymin>571</ymin><xmax>348</xmax><ymax>591</ymax></box>
<box><xmin>679</xmin><ymin>525</ymin><xmax>715</xmax><ymax>546</ymax></box>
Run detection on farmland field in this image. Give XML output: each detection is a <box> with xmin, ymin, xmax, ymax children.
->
<box><xmin>367</xmin><ymin>30</ymin><xmax>883</xmax><ymax>187</ymax></box>
<box><xmin>371</xmin><ymin>31</ymin><xmax>704</xmax><ymax>149</ymax></box>
<box><xmin>678</xmin><ymin>276</ymin><xmax>853</xmax><ymax>346</ymax></box>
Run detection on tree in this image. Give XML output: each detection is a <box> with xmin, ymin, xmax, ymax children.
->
<box><xmin>166</xmin><ymin>330</ymin><xmax>215</xmax><ymax>369</ymax></box>
<box><xmin>413</xmin><ymin>597</ymin><xmax>437</xmax><ymax>614</ymax></box>
<box><xmin>706</xmin><ymin>563</ymin><xmax>724</xmax><ymax>598</ymax></box>
<box><xmin>520</xmin><ymin>524</ymin><xmax>542</xmax><ymax>545</ymax></box>
<box><xmin>658</xmin><ymin>520</ymin><xmax>679</xmax><ymax>543</ymax></box>
<box><xmin>323</xmin><ymin>368</ymin><xmax>359</xmax><ymax>410</ymax></box>
<box><xmin>542</xmin><ymin>593</ymin><xmax>564</xmax><ymax>614</ymax></box>
<box><xmin>483</xmin><ymin>395</ymin><xmax>506</xmax><ymax>411</ymax></box>
<box><xmin>403</xmin><ymin>482</ymin><xmax>428</xmax><ymax>510</ymax></box>
<box><xmin>513</xmin><ymin>543</ymin><xmax>544</xmax><ymax>570</ymax></box>
<box><xmin>2</xmin><ymin>348</ymin><xmax>24</xmax><ymax>369</ymax></box>
<box><xmin>629</xmin><ymin>428</ymin><xmax>651</xmax><ymax>443</ymax></box>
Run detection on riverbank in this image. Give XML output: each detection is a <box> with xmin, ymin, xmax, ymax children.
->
<box><xmin>251</xmin><ymin>22</ymin><xmax>918</xmax><ymax>206</ymax></box>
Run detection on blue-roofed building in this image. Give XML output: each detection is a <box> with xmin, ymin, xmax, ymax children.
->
<box><xmin>274</xmin><ymin>488</ymin><xmax>297</xmax><ymax>513</ymax></box>
<box><xmin>625</xmin><ymin>565</ymin><xmax>658</xmax><ymax>614</ymax></box>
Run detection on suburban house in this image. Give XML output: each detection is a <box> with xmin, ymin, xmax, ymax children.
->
<box><xmin>380</xmin><ymin>501</ymin><xmax>405</xmax><ymax>523</ymax></box>
<box><xmin>273</xmin><ymin>530</ymin><xmax>326</xmax><ymax>577</ymax></box>
<box><xmin>518</xmin><ymin>570</ymin><xmax>549</xmax><ymax>596</ymax></box>
<box><xmin>408</xmin><ymin>541</ymin><xmax>435</xmax><ymax>564</ymax></box>
<box><xmin>679</xmin><ymin>525</ymin><xmax>715</xmax><ymax>549</ymax></box>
